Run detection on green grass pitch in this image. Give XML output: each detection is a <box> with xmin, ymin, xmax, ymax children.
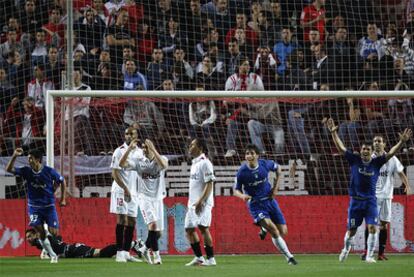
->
<box><xmin>1</xmin><ymin>255</ymin><xmax>413</xmax><ymax>277</ymax></box>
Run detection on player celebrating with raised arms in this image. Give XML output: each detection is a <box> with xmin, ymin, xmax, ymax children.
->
<box><xmin>6</xmin><ymin>148</ymin><xmax>66</xmax><ymax>263</ymax></box>
<box><xmin>234</xmin><ymin>144</ymin><xmax>298</xmax><ymax>265</ymax></box>
<box><xmin>110</xmin><ymin>127</ymin><xmax>143</xmax><ymax>263</ymax></box>
<box><xmin>326</xmin><ymin>118</ymin><xmax>412</xmax><ymax>263</ymax></box>
<box><xmin>184</xmin><ymin>138</ymin><xmax>217</xmax><ymax>266</ymax></box>
<box><xmin>119</xmin><ymin>138</ymin><xmax>168</xmax><ymax>265</ymax></box>
<box><xmin>361</xmin><ymin>135</ymin><xmax>411</xmax><ymax>261</ymax></box>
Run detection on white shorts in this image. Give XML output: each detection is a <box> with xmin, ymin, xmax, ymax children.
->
<box><xmin>184</xmin><ymin>205</ymin><xmax>213</xmax><ymax>229</ymax></box>
<box><xmin>110</xmin><ymin>191</ymin><xmax>138</xmax><ymax>218</ymax></box>
<box><xmin>377</xmin><ymin>198</ymin><xmax>392</xmax><ymax>223</ymax></box>
<box><xmin>138</xmin><ymin>195</ymin><xmax>164</xmax><ymax>231</ymax></box>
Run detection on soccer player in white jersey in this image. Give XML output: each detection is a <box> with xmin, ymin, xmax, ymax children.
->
<box><xmin>185</xmin><ymin>138</ymin><xmax>217</xmax><ymax>266</ymax></box>
<box><xmin>362</xmin><ymin>135</ymin><xmax>410</xmax><ymax>261</ymax></box>
<box><xmin>110</xmin><ymin>127</ymin><xmax>143</xmax><ymax>263</ymax></box>
<box><xmin>119</xmin><ymin>138</ymin><xmax>168</xmax><ymax>265</ymax></box>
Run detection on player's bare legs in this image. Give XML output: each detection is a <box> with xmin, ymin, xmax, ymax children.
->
<box><xmin>33</xmin><ymin>225</ymin><xmax>58</xmax><ymax>263</ymax></box>
<box><xmin>340</xmin><ymin>228</ymin><xmax>357</xmax><ymax>262</ymax></box>
<box><xmin>199</xmin><ymin>225</ymin><xmax>216</xmax><ymax>265</ymax></box>
<box><xmin>259</xmin><ymin>219</ymin><xmax>296</xmax><ymax>264</ymax></box>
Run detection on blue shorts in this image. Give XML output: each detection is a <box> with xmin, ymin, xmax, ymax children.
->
<box><xmin>248</xmin><ymin>198</ymin><xmax>286</xmax><ymax>225</ymax></box>
<box><xmin>347</xmin><ymin>198</ymin><xmax>378</xmax><ymax>230</ymax></box>
<box><xmin>28</xmin><ymin>205</ymin><xmax>59</xmax><ymax>229</ymax></box>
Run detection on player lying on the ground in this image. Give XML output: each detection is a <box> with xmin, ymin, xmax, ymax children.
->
<box><xmin>26</xmin><ymin>228</ymin><xmax>144</xmax><ymax>259</ymax></box>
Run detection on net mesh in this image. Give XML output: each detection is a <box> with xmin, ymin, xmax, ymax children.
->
<box><xmin>1</xmin><ymin>1</ymin><xmax>414</xmax><ymax>199</ymax></box>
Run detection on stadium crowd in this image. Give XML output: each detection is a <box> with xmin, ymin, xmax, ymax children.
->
<box><xmin>0</xmin><ymin>0</ymin><xmax>413</xmax><ymax>159</ymax></box>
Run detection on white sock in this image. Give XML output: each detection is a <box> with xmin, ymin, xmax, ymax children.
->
<box><xmin>367</xmin><ymin>233</ymin><xmax>376</xmax><ymax>258</ymax></box>
<box><xmin>272</xmin><ymin>236</ymin><xmax>293</xmax><ymax>259</ymax></box>
<box><xmin>344</xmin><ymin>232</ymin><xmax>353</xmax><ymax>251</ymax></box>
<box><xmin>153</xmin><ymin>251</ymin><xmax>160</xmax><ymax>258</ymax></box>
<box><xmin>40</xmin><ymin>237</ymin><xmax>57</xmax><ymax>258</ymax></box>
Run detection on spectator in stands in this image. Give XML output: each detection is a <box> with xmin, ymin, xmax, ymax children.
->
<box><xmin>202</xmin><ymin>0</ymin><xmax>232</xmax><ymax>38</ymax></box>
<box><xmin>357</xmin><ymin>23</ymin><xmax>386</xmax><ymax>62</ymax></box>
<box><xmin>196</xmin><ymin>55</ymin><xmax>223</xmax><ymax>90</ymax></box>
<box><xmin>385</xmin><ymin>32</ymin><xmax>414</xmax><ymax>76</ymax></box>
<box><xmin>159</xmin><ymin>16</ymin><xmax>187</xmax><ymax>64</ymax></box>
<box><xmin>328</xmin><ymin>27</ymin><xmax>354</xmax><ymax>89</ymax></box>
<box><xmin>105</xmin><ymin>9</ymin><xmax>135</xmax><ymax>66</ymax></box>
<box><xmin>0</xmin><ymin>29</ymin><xmax>25</xmax><ymax>65</ymax></box>
<box><xmin>75</xmin><ymin>7</ymin><xmax>106</xmax><ymax>53</ymax></box>
<box><xmin>224</xmin><ymin>57</ymin><xmax>263</xmax><ymax>158</ymax></box>
<box><xmin>45</xmin><ymin>46</ymin><xmax>63</xmax><ymax>88</ymax></box>
<box><xmin>273</xmin><ymin>27</ymin><xmax>297</xmax><ymax>77</ymax></box>
<box><xmin>42</xmin><ymin>5</ymin><xmax>65</xmax><ymax>47</ymax></box>
<box><xmin>146</xmin><ymin>47</ymin><xmax>169</xmax><ymax>90</ymax></box>
<box><xmin>123</xmin><ymin>58</ymin><xmax>147</xmax><ymax>90</ymax></box>
<box><xmin>136</xmin><ymin>18</ymin><xmax>156</xmax><ymax>68</ymax></box>
<box><xmin>195</xmin><ymin>28</ymin><xmax>220</xmax><ymax>62</ymax></box>
<box><xmin>254</xmin><ymin>46</ymin><xmax>277</xmax><ymax>90</ymax></box>
<box><xmin>123</xmin><ymin>99</ymin><xmax>166</xmax><ymax>142</ymax></box>
<box><xmin>226</xmin><ymin>38</ymin><xmax>243</xmax><ymax>76</ymax></box>
<box><xmin>196</xmin><ymin>42</ymin><xmax>224</xmax><ymax>73</ymax></box>
<box><xmin>389</xmin><ymin>58</ymin><xmax>413</xmax><ymax>89</ymax></box>
<box><xmin>150</xmin><ymin>0</ymin><xmax>181</xmax><ymax>36</ymax></box>
<box><xmin>303</xmin><ymin>29</ymin><xmax>320</xmax><ymax>70</ymax></box>
<box><xmin>225</xmin><ymin>12</ymin><xmax>258</xmax><ymax>50</ymax></box>
<box><xmin>93</xmin><ymin>62</ymin><xmax>120</xmax><ymax>90</ymax></box>
<box><xmin>310</xmin><ymin>44</ymin><xmax>334</xmax><ymax>90</ymax></box>
<box><xmin>234</xmin><ymin>28</ymin><xmax>254</xmax><ymax>59</ymax></box>
<box><xmin>19</xmin><ymin>97</ymin><xmax>46</xmax><ymax>153</ymax></box>
<box><xmin>120</xmin><ymin>45</ymin><xmax>135</xmax><ymax>75</ymax></box>
<box><xmin>247</xmin><ymin>0</ymin><xmax>262</xmax><ymax>33</ymax></box>
<box><xmin>30</xmin><ymin>29</ymin><xmax>49</xmax><ymax>66</ymax></box>
<box><xmin>257</xmin><ymin>10</ymin><xmax>279</xmax><ymax>49</ymax></box>
<box><xmin>185</xmin><ymin>0</ymin><xmax>204</xmax><ymax>61</ymax></box>
<box><xmin>91</xmin><ymin>0</ymin><xmax>112</xmax><ymax>26</ymax></box>
<box><xmin>171</xmin><ymin>47</ymin><xmax>194</xmax><ymax>90</ymax></box>
<box><xmin>189</xmin><ymin>99</ymin><xmax>218</xmax><ymax>158</ymax></box>
<box><xmin>282</xmin><ymin>49</ymin><xmax>310</xmax><ymax>90</ymax></box>
<box><xmin>19</xmin><ymin>0</ymin><xmax>46</xmax><ymax>38</ymax></box>
<box><xmin>10</xmin><ymin>50</ymin><xmax>31</xmax><ymax>96</ymax></box>
<box><xmin>64</xmin><ymin>66</ymin><xmax>94</xmax><ymax>155</ymax></box>
<box><xmin>326</xmin><ymin>15</ymin><xmax>347</xmax><ymax>42</ymax></box>
<box><xmin>247</xmin><ymin>102</ymin><xmax>285</xmax><ymax>155</ymax></box>
<box><xmin>0</xmin><ymin>67</ymin><xmax>17</xmax><ymax>115</ymax></box>
<box><xmin>27</xmin><ymin>64</ymin><xmax>54</xmax><ymax>110</ymax></box>
<box><xmin>268</xmin><ymin>0</ymin><xmax>285</xmax><ymax>37</ymax></box>
<box><xmin>1</xmin><ymin>16</ymin><xmax>22</xmax><ymax>44</ymax></box>
<box><xmin>300</xmin><ymin>0</ymin><xmax>328</xmax><ymax>43</ymax></box>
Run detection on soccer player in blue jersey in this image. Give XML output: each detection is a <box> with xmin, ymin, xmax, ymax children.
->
<box><xmin>326</xmin><ymin>118</ymin><xmax>412</xmax><ymax>263</ymax></box>
<box><xmin>234</xmin><ymin>144</ymin><xmax>298</xmax><ymax>265</ymax></box>
<box><xmin>6</xmin><ymin>148</ymin><xmax>66</xmax><ymax>263</ymax></box>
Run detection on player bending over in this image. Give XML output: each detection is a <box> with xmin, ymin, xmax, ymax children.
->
<box><xmin>6</xmin><ymin>148</ymin><xmax>66</xmax><ymax>263</ymax></box>
<box><xmin>120</xmin><ymin>139</ymin><xmax>168</xmax><ymax>265</ymax></box>
<box><xmin>26</xmin><ymin>228</ymin><xmax>143</xmax><ymax>259</ymax></box>
<box><xmin>361</xmin><ymin>135</ymin><xmax>411</xmax><ymax>261</ymax></box>
<box><xmin>110</xmin><ymin>127</ymin><xmax>143</xmax><ymax>262</ymax></box>
<box><xmin>234</xmin><ymin>144</ymin><xmax>298</xmax><ymax>265</ymax></box>
<box><xmin>326</xmin><ymin>118</ymin><xmax>412</xmax><ymax>263</ymax></box>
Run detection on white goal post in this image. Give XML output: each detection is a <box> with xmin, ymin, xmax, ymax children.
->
<box><xmin>45</xmin><ymin>90</ymin><xmax>414</xmax><ymax>167</ymax></box>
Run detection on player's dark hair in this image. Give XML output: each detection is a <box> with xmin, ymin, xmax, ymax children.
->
<box><xmin>194</xmin><ymin>137</ymin><xmax>208</xmax><ymax>154</ymax></box>
<box><xmin>25</xmin><ymin>228</ymin><xmax>36</xmax><ymax>235</ymax></box>
<box><xmin>245</xmin><ymin>143</ymin><xmax>260</xmax><ymax>154</ymax></box>
<box><xmin>29</xmin><ymin>149</ymin><xmax>43</xmax><ymax>162</ymax></box>
<box><xmin>361</xmin><ymin>141</ymin><xmax>373</xmax><ymax>149</ymax></box>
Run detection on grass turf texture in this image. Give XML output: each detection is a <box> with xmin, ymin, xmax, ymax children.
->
<box><xmin>1</xmin><ymin>255</ymin><xmax>413</xmax><ymax>277</ymax></box>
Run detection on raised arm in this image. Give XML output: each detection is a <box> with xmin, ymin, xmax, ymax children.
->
<box><xmin>145</xmin><ymin>139</ymin><xmax>168</xmax><ymax>170</ymax></box>
<box><xmin>5</xmin><ymin>148</ymin><xmax>23</xmax><ymax>174</ymax></box>
<box><xmin>326</xmin><ymin>118</ymin><xmax>347</xmax><ymax>153</ymax></box>
<box><xmin>119</xmin><ymin>139</ymin><xmax>137</xmax><ymax>169</ymax></box>
<box><xmin>386</xmin><ymin>128</ymin><xmax>413</xmax><ymax>161</ymax></box>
